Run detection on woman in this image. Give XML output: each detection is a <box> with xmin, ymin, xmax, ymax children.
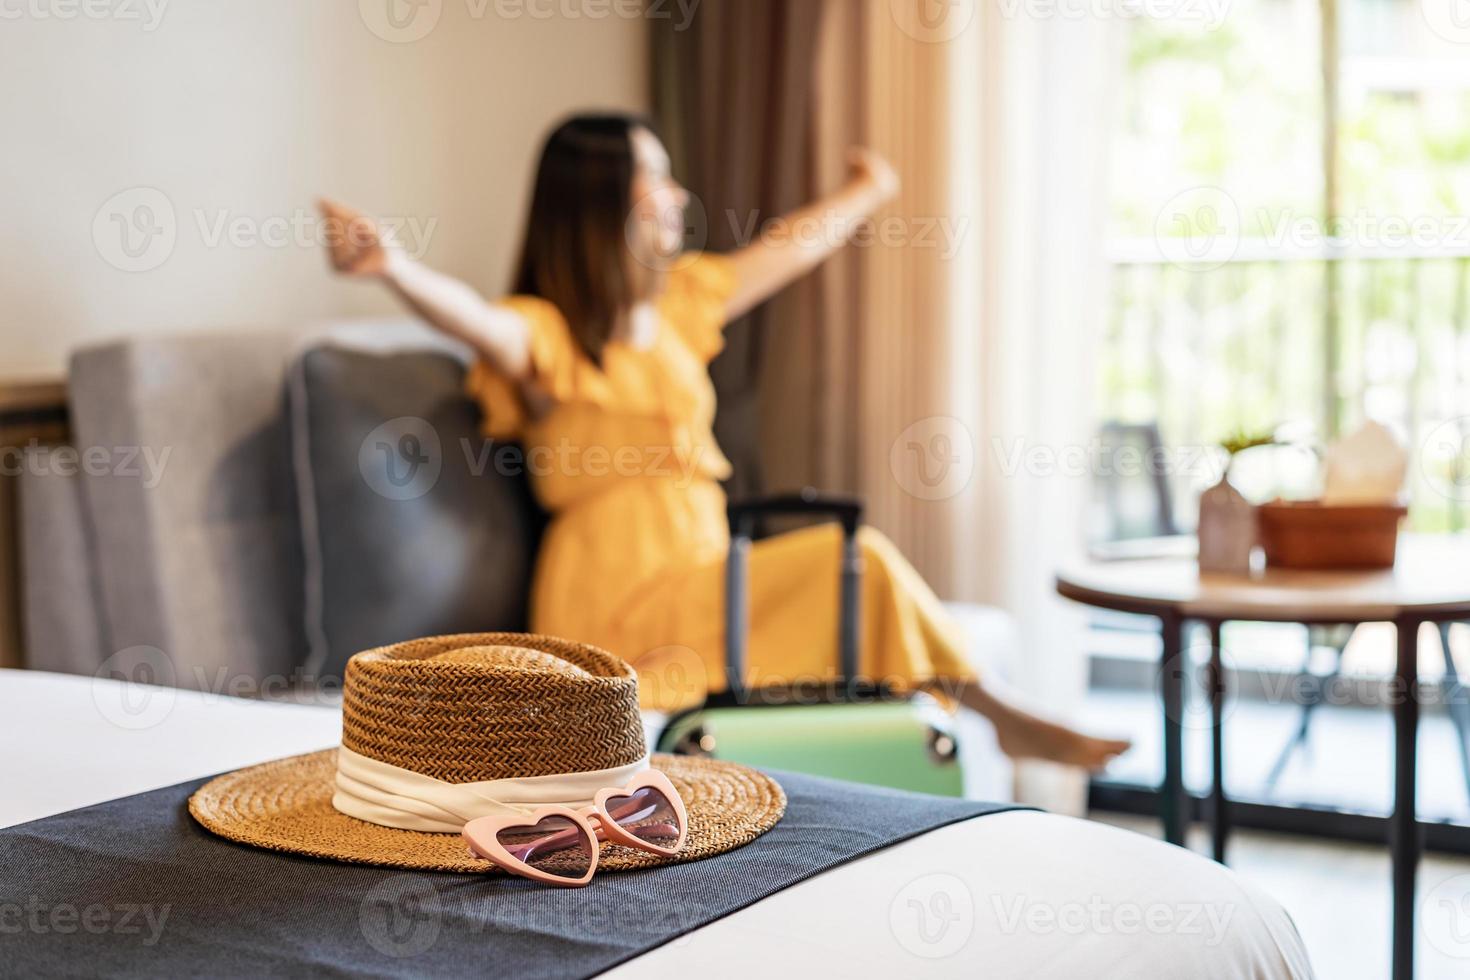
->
<box><xmin>321</xmin><ymin>113</ymin><xmax>1128</xmax><ymax>769</ymax></box>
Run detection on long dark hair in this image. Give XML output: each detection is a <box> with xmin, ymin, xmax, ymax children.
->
<box><xmin>512</xmin><ymin>113</ymin><xmax>657</xmax><ymax>366</ymax></box>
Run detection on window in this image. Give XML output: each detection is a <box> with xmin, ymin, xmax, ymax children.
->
<box><xmin>1086</xmin><ymin>0</ymin><xmax>1470</xmax><ymax>827</ymax></box>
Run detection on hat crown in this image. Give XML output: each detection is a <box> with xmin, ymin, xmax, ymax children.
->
<box><xmin>340</xmin><ymin>634</ymin><xmax>646</xmax><ymax>783</ymax></box>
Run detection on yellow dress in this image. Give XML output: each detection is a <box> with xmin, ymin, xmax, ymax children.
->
<box><xmin>466</xmin><ymin>253</ymin><xmax>974</xmax><ymax>711</ymax></box>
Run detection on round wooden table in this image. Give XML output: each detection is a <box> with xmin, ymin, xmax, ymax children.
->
<box><xmin>1056</xmin><ymin>534</ymin><xmax>1470</xmax><ymax>980</ymax></box>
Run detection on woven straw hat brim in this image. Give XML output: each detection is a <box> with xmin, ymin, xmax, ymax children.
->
<box><xmin>189</xmin><ymin>750</ymin><xmax>785</xmax><ymax>873</ymax></box>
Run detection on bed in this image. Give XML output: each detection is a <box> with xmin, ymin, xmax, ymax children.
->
<box><xmin>0</xmin><ymin>668</ymin><xmax>1314</xmax><ymax>978</ymax></box>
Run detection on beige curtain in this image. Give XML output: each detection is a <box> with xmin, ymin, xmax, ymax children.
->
<box><xmin>657</xmin><ymin>1</ymin><xmax>1122</xmax><ymax>807</ymax></box>
<box><xmin>651</xmin><ymin>1</ymin><xmax>828</xmax><ymax>501</ymax></box>
<box><xmin>810</xmin><ymin>2</ymin><xmax>972</xmax><ymax>586</ymax></box>
<box><xmin>816</xmin><ymin>2</ymin><xmax>1124</xmax><ymax>807</ymax></box>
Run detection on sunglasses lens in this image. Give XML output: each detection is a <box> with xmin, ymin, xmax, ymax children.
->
<box><xmin>495</xmin><ymin>815</ymin><xmax>594</xmax><ymax>879</ymax></box>
<box><xmin>604</xmin><ymin>785</ymin><xmax>683</xmax><ymax>850</ymax></box>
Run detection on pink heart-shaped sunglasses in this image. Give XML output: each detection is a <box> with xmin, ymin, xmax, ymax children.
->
<box><xmin>461</xmin><ymin>769</ymin><xmax>689</xmax><ymax>887</ymax></box>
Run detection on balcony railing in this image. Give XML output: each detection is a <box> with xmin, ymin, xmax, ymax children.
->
<box><xmin>1100</xmin><ymin>241</ymin><xmax>1470</xmax><ymax>533</ymax></box>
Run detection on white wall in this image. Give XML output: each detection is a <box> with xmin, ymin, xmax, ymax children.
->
<box><xmin>0</xmin><ymin>0</ymin><xmax>650</xmax><ymax>379</ymax></box>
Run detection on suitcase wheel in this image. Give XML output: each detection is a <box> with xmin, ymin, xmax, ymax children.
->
<box><xmin>669</xmin><ymin>722</ymin><xmax>717</xmax><ymax>758</ymax></box>
<box><xmin>927</xmin><ymin>726</ymin><xmax>958</xmax><ymax>765</ymax></box>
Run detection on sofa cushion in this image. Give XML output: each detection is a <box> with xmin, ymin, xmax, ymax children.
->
<box><xmin>289</xmin><ymin>340</ymin><xmax>543</xmax><ymax>679</ymax></box>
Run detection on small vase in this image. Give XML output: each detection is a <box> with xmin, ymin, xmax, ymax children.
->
<box><xmin>1198</xmin><ymin>475</ymin><xmax>1256</xmax><ymax>574</ymax></box>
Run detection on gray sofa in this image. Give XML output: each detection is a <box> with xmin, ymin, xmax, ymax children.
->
<box><xmin>19</xmin><ymin>321</ymin><xmax>537</xmax><ymax>690</ymax></box>
<box><xmin>19</xmin><ymin>323</ymin><xmax>1016</xmax><ymax>797</ymax></box>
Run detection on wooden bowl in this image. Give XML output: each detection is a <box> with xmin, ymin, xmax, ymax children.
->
<box><xmin>1257</xmin><ymin>500</ymin><xmax>1408</xmax><ymax>570</ymax></box>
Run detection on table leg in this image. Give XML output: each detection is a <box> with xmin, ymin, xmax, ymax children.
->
<box><xmin>1391</xmin><ymin>617</ymin><xmax>1420</xmax><ymax>980</ymax></box>
<box><xmin>1209</xmin><ymin>620</ymin><xmax>1228</xmax><ymax>864</ymax></box>
<box><xmin>1159</xmin><ymin>612</ymin><xmax>1187</xmax><ymax>847</ymax></box>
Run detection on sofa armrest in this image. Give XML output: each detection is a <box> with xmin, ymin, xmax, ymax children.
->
<box><xmin>19</xmin><ymin>449</ymin><xmax>106</xmax><ymax>674</ymax></box>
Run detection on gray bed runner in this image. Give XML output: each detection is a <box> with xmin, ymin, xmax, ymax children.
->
<box><xmin>0</xmin><ymin>768</ymin><xmax>1023</xmax><ymax>978</ymax></box>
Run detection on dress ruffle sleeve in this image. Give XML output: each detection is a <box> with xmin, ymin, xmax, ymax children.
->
<box><xmin>464</xmin><ymin>296</ymin><xmax>582</xmax><ymax>440</ymax></box>
<box><xmin>662</xmin><ymin>252</ymin><xmax>737</xmax><ymax>363</ymax></box>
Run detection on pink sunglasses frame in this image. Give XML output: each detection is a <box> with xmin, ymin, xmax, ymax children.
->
<box><xmin>461</xmin><ymin>768</ymin><xmax>690</xmax><ymax>887</ymax></box>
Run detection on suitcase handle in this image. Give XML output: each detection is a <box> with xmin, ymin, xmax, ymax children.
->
<box><xmin>724</xmin><ymin>488</ymin><xmax>863</xmax><ymax>702</ymax></box>
<box><xmin>726</xmin><ymin>491</ymin><xmax>862</xmax><ymax>537</ymax></box>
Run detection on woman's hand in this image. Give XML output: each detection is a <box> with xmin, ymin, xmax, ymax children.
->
<box><xmin>315</xmin><ymin>198</ymin><xmax>532</xmax><ymax>378</ymax></box>
<box><xmin>846</xmin><ymin>147</ymin><xmax>901</xmax><ymax>205</ymax></box>
<box><xmin>318</xmin><ymin>198</ymin><xmax>399</xmax><ymax>278</ymax></box>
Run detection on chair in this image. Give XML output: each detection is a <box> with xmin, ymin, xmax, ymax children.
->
<box><xmin>1436</xmin><ymin>624</ymin><xmax>1470</xmax><ymax>805</ymax></box>
<box><xmin>1094</xmin><ymin>421</ymin><xmax>1179</xmax><ymax>542</ymax></box>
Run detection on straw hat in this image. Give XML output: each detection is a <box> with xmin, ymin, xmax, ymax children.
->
<box><xmin>189</xmin><ymin>633</ymin><xmax>785</xmax><ymax>873</ymax></box>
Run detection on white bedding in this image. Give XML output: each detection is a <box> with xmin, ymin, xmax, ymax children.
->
<box><xmin>0</xmin><ymin>669</ymin><xmax>1313</xmax><ymax>978</ymax></box>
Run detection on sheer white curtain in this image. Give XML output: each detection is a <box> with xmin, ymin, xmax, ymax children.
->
<box><xmin>809</xmin><ymin>2</ymin><xmax>1123</xmax><ymax>809</ymax></box>
<box><xmin>963</xmin><ymin>6</ymin><xmax>1125</xmax><ymax>809</ymax></box>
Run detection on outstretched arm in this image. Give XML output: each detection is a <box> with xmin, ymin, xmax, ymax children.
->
<box><xmin>318</xmin><ymin>199</ymin><xmax>533</xmax><ymax>379</ymax></box>
<box><xmin>723</xmin><ymin>148</ymin><xmax>900</xmax><ymax>321</ymax></box>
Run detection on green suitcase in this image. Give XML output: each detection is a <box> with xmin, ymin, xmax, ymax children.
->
<box><xmin>655</xmin><ymin>493</ymin><xmax>966</xmax><ymax>797</ymax></box>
